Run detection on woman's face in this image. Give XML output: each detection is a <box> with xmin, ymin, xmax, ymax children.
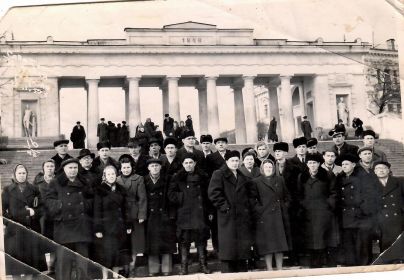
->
<box><xmin>43</xmin><ymin>162</ymin><xmax>55</xmax><ymax>176</ymax></box>
<box><xmin>243</xmin><ymin>155</ymin><xmax>255</xmax><ymax>169</ymax></box>
<box><xmin>104</xmin><ymin>168</ymin><xmax>117</xmax><ymax>184</ymax></box>
<box><xmin>15</xmin><ymin>166</ymin><xmax>27</xmax><ymax>183</ymax></box>
<box><xmin>121</xmin><ymin>162</ymin><xmax>132</xmax><ymax>176</ymax></box>
<box><xmin>262</xmin><ymin>162</ymin><xmax>274</xmax><ymax>177</ymax></box>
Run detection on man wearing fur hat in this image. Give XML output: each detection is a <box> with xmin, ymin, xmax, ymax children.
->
<box><xmin>200</xmin><ymin>134</ymin><xmax>214</xmax><ymax>158</ymax></box>
<box><xmin>176</xmin><ymin>130</ymin><xmax>205</xmax><ymax>166</ymax></box>
<box><xmin>362</xmin><ymin>130</ymin><xmax>387</xmax><ymax>164</ymax></box>
<box><xmin>51</xmin><ymin>139</ymin><xmax>73</xmax><ymax>174</ymax></box>
<box><xmin>273</xmin><ymin>142</ymin><xmax>289</xmax><ymax>176</ymax></box>
<box><xmin>283</xmin><ymin>136</ymin><xmax>309</xmax><ymax>265</ymax></box>
<box><xmin>161</xmin><ymin>137</ymin><xmax>182</xmax><ymax>176</ymax></box>
<box><xmin>168</xmin><ymin>153</ymin><xmax>211</xmax><ymax>275</ymax></box>
<box><xmin>92</xmin><ymin>141</ymin><xmax>120</xmax><ymax>178</ymax></box>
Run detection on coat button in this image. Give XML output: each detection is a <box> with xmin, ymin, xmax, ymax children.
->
<box><xmin>392</xmin><ymin>203</ymin><xmax>396</xmax><ymax>206</ymax></box>
<box><xmin>342</xmin><ymin>187</ymin><xmax>344</xmax><ymax>191</ymax></box>
<box><xmin>394</xmin><ymin>213</ymin><xmax>398</xmax><ymax>216</ymax></box>
<box><xmin>187</xmin><ymin>186</ymin><xmax>190</xmax><ymax>189</ymax></box>
<box><xmin>151</xmin><ymin>209</ymin><xmax>154</xmax><ymax>212</ymax></box>
<box><xmin>384</xmin><ymin>205</ymin><xmax>387</xmax><ymax>208</ymax></box>
<box><xmin>67</xmin><ymin>192</ymin><xmax>70</xmax><ymax>195</ymax></box>
<box><xmin>351</xmin><ymin>186</ymin><xmax>354</xmax><ymax>189</ymax></box>
<box><xmin>343</xmin><ymin>208</ymin><xmax>346</xmax><ymax>211</ymax></box>
<box><xmin>385</xmin><ymin>214</ymin><xmax>389</xmax><ymax>217</ymax></box>
<box><xmin>79</xmin><ymin>192</ymin><xmax>82</xmax><ymax>195</ymax></box>
<box><xmin>159</xmin><ymin>208</ymin><xmax>163</xmax><ymax>211</ymax></box>
<box><xmin>68</xmin><ymin>214</ymin><xmax>72</xmax><ymax>218</ymax></box>
<box><xmin>80</xmin><ymin>202</ymin><xmax>83</xmax><ymax>205</ymax></box>
<box><xmin>68</xmin><ymin>203</ymin><xmax>71</xmax><ymax>206</ymax></box>
<box><xmin>159</xmin><ymin>192</ymin><xmax>163</xmax><ymax>195</ymax></box>
<box><xmin>81</xmin><ymin>213</ymin><xmax>84</xmax><ymax>216</ymax></box>
<box><xmin>391</xmin><ymin>195</ymin><xmax>394</xmax><ymax>197</ymax></box>
<box><xmin>342</xmin><ymin>197</ymin><xmax>345</xmax><ymax>200</ymax></box>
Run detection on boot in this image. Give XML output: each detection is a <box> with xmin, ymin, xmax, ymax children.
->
<box><xmin>197</xmin><ymin>246</ymin><xmax>211</xmax><ymax>274</ymax></box>
<box><xmin>179</xmin><ymin>244</ymin><xmax>189</xmax><ymax>275</ymax></box>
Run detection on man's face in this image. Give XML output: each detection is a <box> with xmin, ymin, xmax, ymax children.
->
<box><xmin>129</xmin><ymin>146</ymin><xmax>141</xmax><ymax>156</ymax></box>
<box><xmin>215</xmin><ymin>140</ymin><xmax>227</xmax><ymax>152</ymax></box>
<box><xmin>55</xmin><ymin>144</ymin><xmax>68</xmax><ymax>156</ymax></box>
<box><xmin>374</xmin><ymin>164</ymin><xmax>390</xmax><ymax>179</ymax></box>
<box><xmin>64</xmin><ymin>163</ymin><xmax>78</xmax><ymax>179</ymax></box>
<box><xmin>121</xmin><ymin>162</ymin><xmax>132</xmax><ymax>176</ymax></box>
<box><xmin>274</xmin><ymin>150</ymin><xmax>287</xmax><ymax>160</ymax></box>
<box><xmin>182</xmin><ymin>158</ymin><xmax>196</xmax><ymax>172</ymax></box>
<box><xmin>149</xmin><ymin>143</ymin><xmax>161</xmax><ymax>155</ymax></box>
<box><xmin>363</xmin><ymin>135</ymin><xmax>375</xmax><ymax>147</ymax></box>
<box><xmin>226</xmin><ymin>157</ymin><xmax>240</xmax><ymax>170</ymax></box>
<box><xmin>257</xmin><ymin>145</ymin><xmax>269</xmax><ymax>158</ymax></box>
<box><xmin>164</xmin><ymin>144</ymin><xmax>177</xmax><ymax>157</ymax></box>
<box><xmin>295</xmin><ymin>145</ymin><xmax>307</xmax><ymax>156</ymax></box>
<box><xmin>148</xmin><ymin>163</ymin><xmax>162</xmax><ymax>176</ymax></box>
<box><xmin>341</xmin><ymin>161</ymin><xmax>355</xmax><ymax>174</ymax></box>
<box><xmin>243</xmin><ymin>155</ymin><xmax>255</xmax><ymax>169</ymax></box>
<box><xmin>200</xmin><ymin>142</ymin><xmax>212</xmax><ymax>152</ymax></box>
<box><xmin>43</xmin><ymin>162</ymin><xmax>55</xmax><ymax>176</ymax></box>
<box><xmin>359</xmin><ymin>150</ymin><xmax>373</xmax><ymax>164</ymax></box>
<box><xmin>323</xmin><ymin>151</ymin><xmax>336</xmax><ymax>165</ymax></box>
<box><xmin>182</xmin><ymin>136</ymin><xmax>196</xmax><ymax>148</ymax></box>
<box><xmin>333</xmin><ymin>134</ymin><xmax>345</xmax><ymax>146</ymax></box>
<box><xmin>98</xmin><ymin>148</ymin><xmax>110</xmax><ymax>160</ymax></box>
<box><xmin>307</xmin><ymin>145</ymin><xmax>317</xmax><ymax>154</ymax></box>
<box><xmin>307</xmin><ymin>160</ymin><xmax>320</xmax><ymax>173</ymax></box>
<box><xmin>79</xmin><ymin>155</ymin><xmax>93</xmax><ymax>169</ymax></box>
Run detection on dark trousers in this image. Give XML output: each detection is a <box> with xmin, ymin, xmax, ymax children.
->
<box><xmin>342</xmin><ymin>228</ymin><xmax>373</xmax><ymax>266</ymax></box>
<box><xmin>209</xmin><ymin>213</ymin><xmax>219</xmax><ymax>251</ymax></box>
<box><xmin>220</xmin><ymin>260</ymin><xmax>248</xmax><ymax>273</ymax></box>
<box><xmin>56</xmin><ymin>242</ymin><xmax>89</xmax><ymax>280</ymax></box>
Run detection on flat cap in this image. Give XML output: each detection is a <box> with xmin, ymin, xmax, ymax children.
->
<box><xmin>146</xmin><ymin>158</ymin><xmax>163</xmax><ymax>166</ymax></box>
<box><xmin>362</xmin><ymin>130</ymin><xmax>376</xmax><ymax>138</ymax></box>
<box><xmin>357</xmin><ymin>146</ymin><xmax>373</xmax><ymax>155</ymax></box>
<box><xmin>214</xmin><ymin>137</ymin><xmax>228</xmax><ymax>144</ymax></box>
<box><xmin>374</xmin><ymin>161</ymin><xmax>391</xmax><ymax>168</ymax></box>
<box><xmin>77</xmin><ymin>148</ymin><xmax>95</xmax><ymax>159</ymax></box>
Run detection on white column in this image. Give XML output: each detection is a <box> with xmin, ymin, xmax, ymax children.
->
<box><xmin>312</xmin><ymin>74</ymin><xmax>331</xmax><ymax>129</ymax></box>
<box><xmin>196</xmin><ymin>80</ymin><xmax>208</xmax><ymax>134</ymax></box>
<box><xmin>232</xmin><ymin>85</ymin><xmax>247</xmax><ymax>143</ymax></box>
<box><xmin>268</xmin><ymin>84</ymin><xmax>281</xmax><ymax>138</ymax></box>
<box><xmin>206</xmin><ymin>76</ymin><xmax>220</xmax><ymax>138</ymax></box>
<box><xmin>43</xmin><ymin>77</ymin><xmax>60</xmax><ymax>137</ymax></box>
<box><xmin>124</xmin><ymin>86</ymin><xmax>129</xmax><ymax>123</ymax></box>
<box><xmin>242</xmin><ymin>76</ymin><xmax>258</xmax><ymax>143</ymax></box>
<box><xmin>161</xmin><ymin>84</ymin><xmax>169</xmax><ymax>117</ymax></box>
<box><xmin>167</xmin><ymin>77</ymin><xmax>180</xmax><ymax>121</ymax></box>
<box><xmin>279</xmin><ymin>76</ymin><xmax>294</xmax><ymax>142</ymax></box>
<box><xmin>298</xmin><ymin>84</ymin><xmax>306</xmax><ymax>117</ymax></box>
<box><xmin>128</xmin><ymin>77</ymin><xmax>141</xmax><ymax>137</ymax></box>
<box><xmin>86</xmin><ymin>78</ymin><xmax>99</xmax><ymax>148</ymax></box>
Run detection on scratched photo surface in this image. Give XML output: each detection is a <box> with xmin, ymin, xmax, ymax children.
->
<box><xmin>0</xmin><ymin>0</ymin><xmax>403</xmax><ymax>279</ymax></box>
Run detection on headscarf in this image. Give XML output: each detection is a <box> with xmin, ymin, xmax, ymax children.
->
<box><xmin>12</xmin><ymin>164</ymin><xmax>28</xmax><ymax>184</ymax></box>
<box><xmin>260</xmin><ymin>159</ymin><xmax>275</xmax><ymax>177</ymax></box>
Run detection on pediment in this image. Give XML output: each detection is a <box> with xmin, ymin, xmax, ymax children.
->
<box><xmin>163</xmin><ymin>21</ymin><xmax>217</xmax><ymax>29</ymax></box>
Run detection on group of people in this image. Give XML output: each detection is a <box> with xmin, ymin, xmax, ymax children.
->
<box><xmin>2</xmin><ymin>123</ymin><xmax>404</xmax><ymax>279</ymax></box>
<box><xmin>96</xmin><ymin>119</ymin><xmax>130</xmax><ymax>148</ymax></box>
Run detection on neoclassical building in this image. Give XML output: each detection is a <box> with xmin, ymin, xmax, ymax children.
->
<box><xmin>0</xmin><ymin>1</ymin><xmax>400</xmax><ymax>147</ymax></box>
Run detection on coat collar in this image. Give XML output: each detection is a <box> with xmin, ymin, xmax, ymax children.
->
<box><xmin>380</xmin><ymin>176</ymin><xmax>399</xmax><ymax>196</ymax></box>
<box><xmin>258</xmin><ymin>175</ymin><xmax>278</xmax><ymax>192</ymax></box>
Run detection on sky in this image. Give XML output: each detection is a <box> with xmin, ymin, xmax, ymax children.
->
<box><xmin>0</xmin><ymin>0</ymin><xmax>402</xmax><ymax>142</ymax></box>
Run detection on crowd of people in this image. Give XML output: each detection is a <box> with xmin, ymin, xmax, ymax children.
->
<box><xmin>2</xmin><ymin>118</ymin><xmax>404</xmax><ymax>279</ymax></box>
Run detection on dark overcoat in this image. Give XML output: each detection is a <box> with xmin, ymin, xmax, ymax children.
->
<box><xmin>97</xmin><ymin>122</ymin><xmax>108</xmax><ymax>142</ymax></box>
<box><xmin>132</xmin><ymin>153</ymin><xmax>151</xmax><ymax>177</ymax></box>
<box><xmin>44</xmin><ymin>173</ymin><xmax>93</xmax><ymax>244</ymax></box>
<box><xmin>163</xmin><ymin>117</ymin><xmax>174</xmax><ymax>137</ymax></box>
<box><xmin>301</xmin><ymin>120</ymin><xmax>312</xmax><ymax>139</ymax></box>
<box><xmin>51</xmin><ymin>153</ymin><xmax>73</xmax><ymax>174</ymax></box>
<box><xmin>239</xmin><ymin>165</ymin><xmax>261</xmax><ymax>179</ymax></box>
<box><xmin>2</xmin><ymin>181</ymin><xmax>45</xmax><ymax>274</ymax></box>
<box><xmin>297</xmin><ymin>168</ymin><xmax>339</xmax><ymax>249</ymax></box>
<box><xmin>93</xmin><ymin>182</ymin><xmax>131</xmax><ymax>268</ymax></box>
<box><xmin>168</xmin><ymin>168</ymin><xmax>211</xmax><ymax>233</ymax></box>
<box><xmin>33</xmin><ymin>174</ymin><xmax>54</xmax><ymax>239</ymax></box>
<box><xmin>117</xmin><ymin>173</ymin><xmax>147</xmax><ymax>253</ymax></box>
<box><xmin>177</xmin><ymin>147</ymin><xmax>205</xmax><ymax>167</ymax></box>
<box><xmin>205</xmin><ymin>150</ymin><xmax>230</xmax><ymax>177</ymax></box>
<box><xmin>376</xmin><ymin>176</ymin><xmax>404</xmax><ymax>250</ymax></box>
<box><xmin>92</xmin><ymin>156</ymin><xmax>120</xmax><ymax>178</ymax></box>
<box><xmin>331</xmin><ymin>142</ymin><xmax>359</xmax><ymax>166</ymax></box>
<box><xmin>144</xmin><ymin>174</ymin><xmax>177</xmax><ymax>255</ymax></box>
<box><xmin>70</xmin><ymin>125</ymin><xmax>86</xmax><ymax>149</ymax></box>
<box><xmin>120</xmin><ymin>125</ymin><xmax>130</xmax><ymax>147</ymax></box>
<box><xmin>160</xmin><ymin>154</ymin><xmax>183</xmax><ymax>176</ymax></box>
<box><xmin>248</xmin><ymin>175</ymin><xmax>291</xmax><ymax>255</ymax></box>
<box><xmin>208</xmin><ymin>166</ymin><xmax>253</xmax><ymax>260</ymax></box>
<box><xmin>267</xmin><ymin>118</ymin><xmax>278</xmax><ymax>142</ymax></box>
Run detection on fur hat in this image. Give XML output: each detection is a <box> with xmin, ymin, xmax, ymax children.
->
<box><xmin>273</xmin><ymin>142</ymin><xmax>289</xmax><ymax>152</ymax></box>
<box><xmin>292</xmin><ymin>137</ymin><xmax>307</xmax><ymax>148</ymax></box>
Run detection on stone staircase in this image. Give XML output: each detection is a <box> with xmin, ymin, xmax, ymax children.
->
<box><xmin>1</xmin><ymin>139</ymin><xmax>404</xmax><ymax>187</ymax></box>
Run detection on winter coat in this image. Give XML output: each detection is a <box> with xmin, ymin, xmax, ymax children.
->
<box><xmin>168</xmin><ymin>168</ymin><xmax>211</xmax><ymax>233</ymax></box>
<box><xmin>331</xmin><ymin>142</ymin><xmax>359</xmax><ymax>166</ymax></box>
<box><xmin>297</xmin><ymin>168</ymin><xmax>339</xmax><ymax>249</ymax></box>
<box><xmin>239</xmin><ymin>165</ymin><xmax>261</xmax><ymax>179</ymax></box>
<box><xmin>2</xmin><ymin>181</ymin><xmax>45</xmax><ymax>274</ymax></box>
<box><xmin>132</xmin><ymin>153</ymin><xmax>151</xmax><ymax>177</ymax></box>
<box><xmin>97</xmin><ymin>122</ymin><xmax>108</xmax><ymax>142</ymax></box>
<box><xmin>51</xmin><ymin>153</ymin><xmax>73</xmax><ymax>175</ymax></box>
<box><xmin>92</xmin><ymin>156</ymin><xmax>120</xmax><ymax>179</ymax></box>
<box><xmin>176</xmin><ymin>147</ymin><xmax>205</xmax><ymax>168</ymax></box>
<box><xmin>248</xmin><ymin>175</ymin><xmax>291</xmax><ymax>255</ymax></box>
<box><xmin>208</xmin><ymin>166</ymin><xmax>253</xmax><ymax>260</ymax></box>
<box><xmin>163</xmin><ymin>117</ymin><xmax>174</xmax><ymax>137</ymax></box>
<box><xmin>93</xmin><ymin>182</ymin><xmax>131</xmax><ymax>268</ymax></box>
<box><xmin>70</xmin><ymin>125</ymin><xmax>86</xmax><ymax>149</ymax></box>
<box><xmin>44</xmin><ymin>173</ymin><xmax>94</xmax><ymax>244</ymax></box>
<box><xmin>33</xmin><ymin>173</ymin><xmax>54</xmax><ymax>239</ymax></box>
<box><xmin>160</xmin><ymin>155</ymin><xmax>183</xmax><ymax>177</ymax></box>
<box><xmin>376</xmin><ymin>176</ymin><xmax>404</xmax><ymax>250</ymax></box>
<box><xmin>120</xmin><ymin>125</ymin><xmax>130</xmax><ymax>147</ymax></box>
<box><xmin>205</xmin><ymin>150</ymin><xmax>230</xmax><ymax>177</ymax></box>
<box><xmin>301</xmin><ymin>120</ymin><xmax>312</xmax><ymax>138</ymax></box>
<box><xmin>268</xmin><ymin>119</ymin><xmax>278</xmax><ymax>142</ymax></box>
<box><xmin>144</xmin><ymin>174</ymin><xmax>177</xmax><ymax>255</ymax></box>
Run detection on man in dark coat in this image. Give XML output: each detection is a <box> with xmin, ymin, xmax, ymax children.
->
<box><xmin>185</xmin><ymin>115</ymin><xmax>194</xmax><ymax>134</ymax></box>
<box><xmin>300</xmin><ymin>116</ymin><xmax>312</xmax><ymax>139</ymax></box>
<box><xmin>44</xmin><ymin>158</ymin><xmax>94</xmax><ymax>280</ymax></box>
<box><xmin>160</xmin><ymin>137</ymin><xmax>182</xmax><ymax>176</ymax></box>
<box><xmin>120</xmin><ymin>121</ymin><xmax>130</xmax><ymax>147</ymax></box>
<box><xmin>97</xmin><ymin>118</ymin><xmax>108</xmax><ymax>142</ymax></box>
<box><xmin>127</xmin><ymin>139</ymin><xmax>151</xmax><ymax>176</ymax></box>
<box><xmin>70</xmin><ymin>121</ymin><xmax>86</xmax><ymax>149</ymax></box>
<box><xmin>208</xmin><ymin>150</ymin><xmax>253</xmax><ymax>273</ymax></box>
<box><xmin>273</xmin><ymin>142</ymin><xmax>289</xmax><ymax>176</ymax></box>
<box><xmin>282</xmin><ymin>136</ymin><xmax>309</xmax><ymax>265</ymax></box>
<box><xmin>168</xmin><ymin>153</ymin><xmax>212</xmax><ymax>275</ymax></box>
<box><xmin>163</xmin><ymin>114</ymin><xmax>174</xmax><ymax>137</ymax></box>
<box><xmin>200</xmin><ymin>134</ymin><xmax>214</xmax><ymax>158</ymax></box>
<box><xmin>374</xmin><ymin>161</ymin><xmax>404</xmax><ymax>251</ymax></box>
<box><xmin>267</xmin><ymin>116</ymin><xmax>278</xmax><ymax>142</ymax></box>
<box><xmin>148</xmin><ymin>137</ymin><xmax>163</xmax><ymax>159</ymax></box>
<box><xmin>307</xmin><ymin>137</ymin><xmax>324</xmax><ymax>164</ymax></box>
<box><xmin>329</xmin><ymin>128</ymin><xmax>359</xmax><ymax>165</ymax></box>
<box><xmin>206</xmin><ymin>137</ymin><xmax>231</xmax><ymax>177</ymax></box>
<box><xmin>335</xmin><ymin>153</ymin><xmax>379</xmax><ymax>266</ymax></box>
<box><xmin>362</xmin><ymin>129</ymin><xmax>387</xmax><ymax>166</ymax></box>
<box><xmin>176</xmin><ymin>130</ymin><xmax>205</xmax><ymax>166</ymax></box>
<box><xmin>144</xmin><ymin>118</ymin><xmax>156</xmax><ymax>139</ymax></box>
<box><xmin>51</xmin><ymin>139</ymin><xmax>73</xmax><ymax>174</ymax></box>
<box><xmin>92</xmin><ymin>141</ymin><xmax>120</xmax><ymax>179</ymax></box>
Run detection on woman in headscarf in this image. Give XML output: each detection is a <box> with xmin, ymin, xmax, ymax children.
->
<box><xmin>2</xmin><ymin>164</ymin><xmax>44</xmax><ymax>279</ymax></box>
<box><xmin>116</xmin><ymin>154</ymin><xmax>147</xmax><ymax>277</ymax></box>
<box><xmin>33</xmin><ymin>159</ymin><xmax>57</xmax><ymax>274</ymax></box>
<box><xmin>248</xmin><ymin>159</ymin><xmax>291</xmax><ymax>271</ymax></box>
<box><xmin>94</xmin><ymin>165</ymin><xmax>132</xmax><ymax>278</ymax></box>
